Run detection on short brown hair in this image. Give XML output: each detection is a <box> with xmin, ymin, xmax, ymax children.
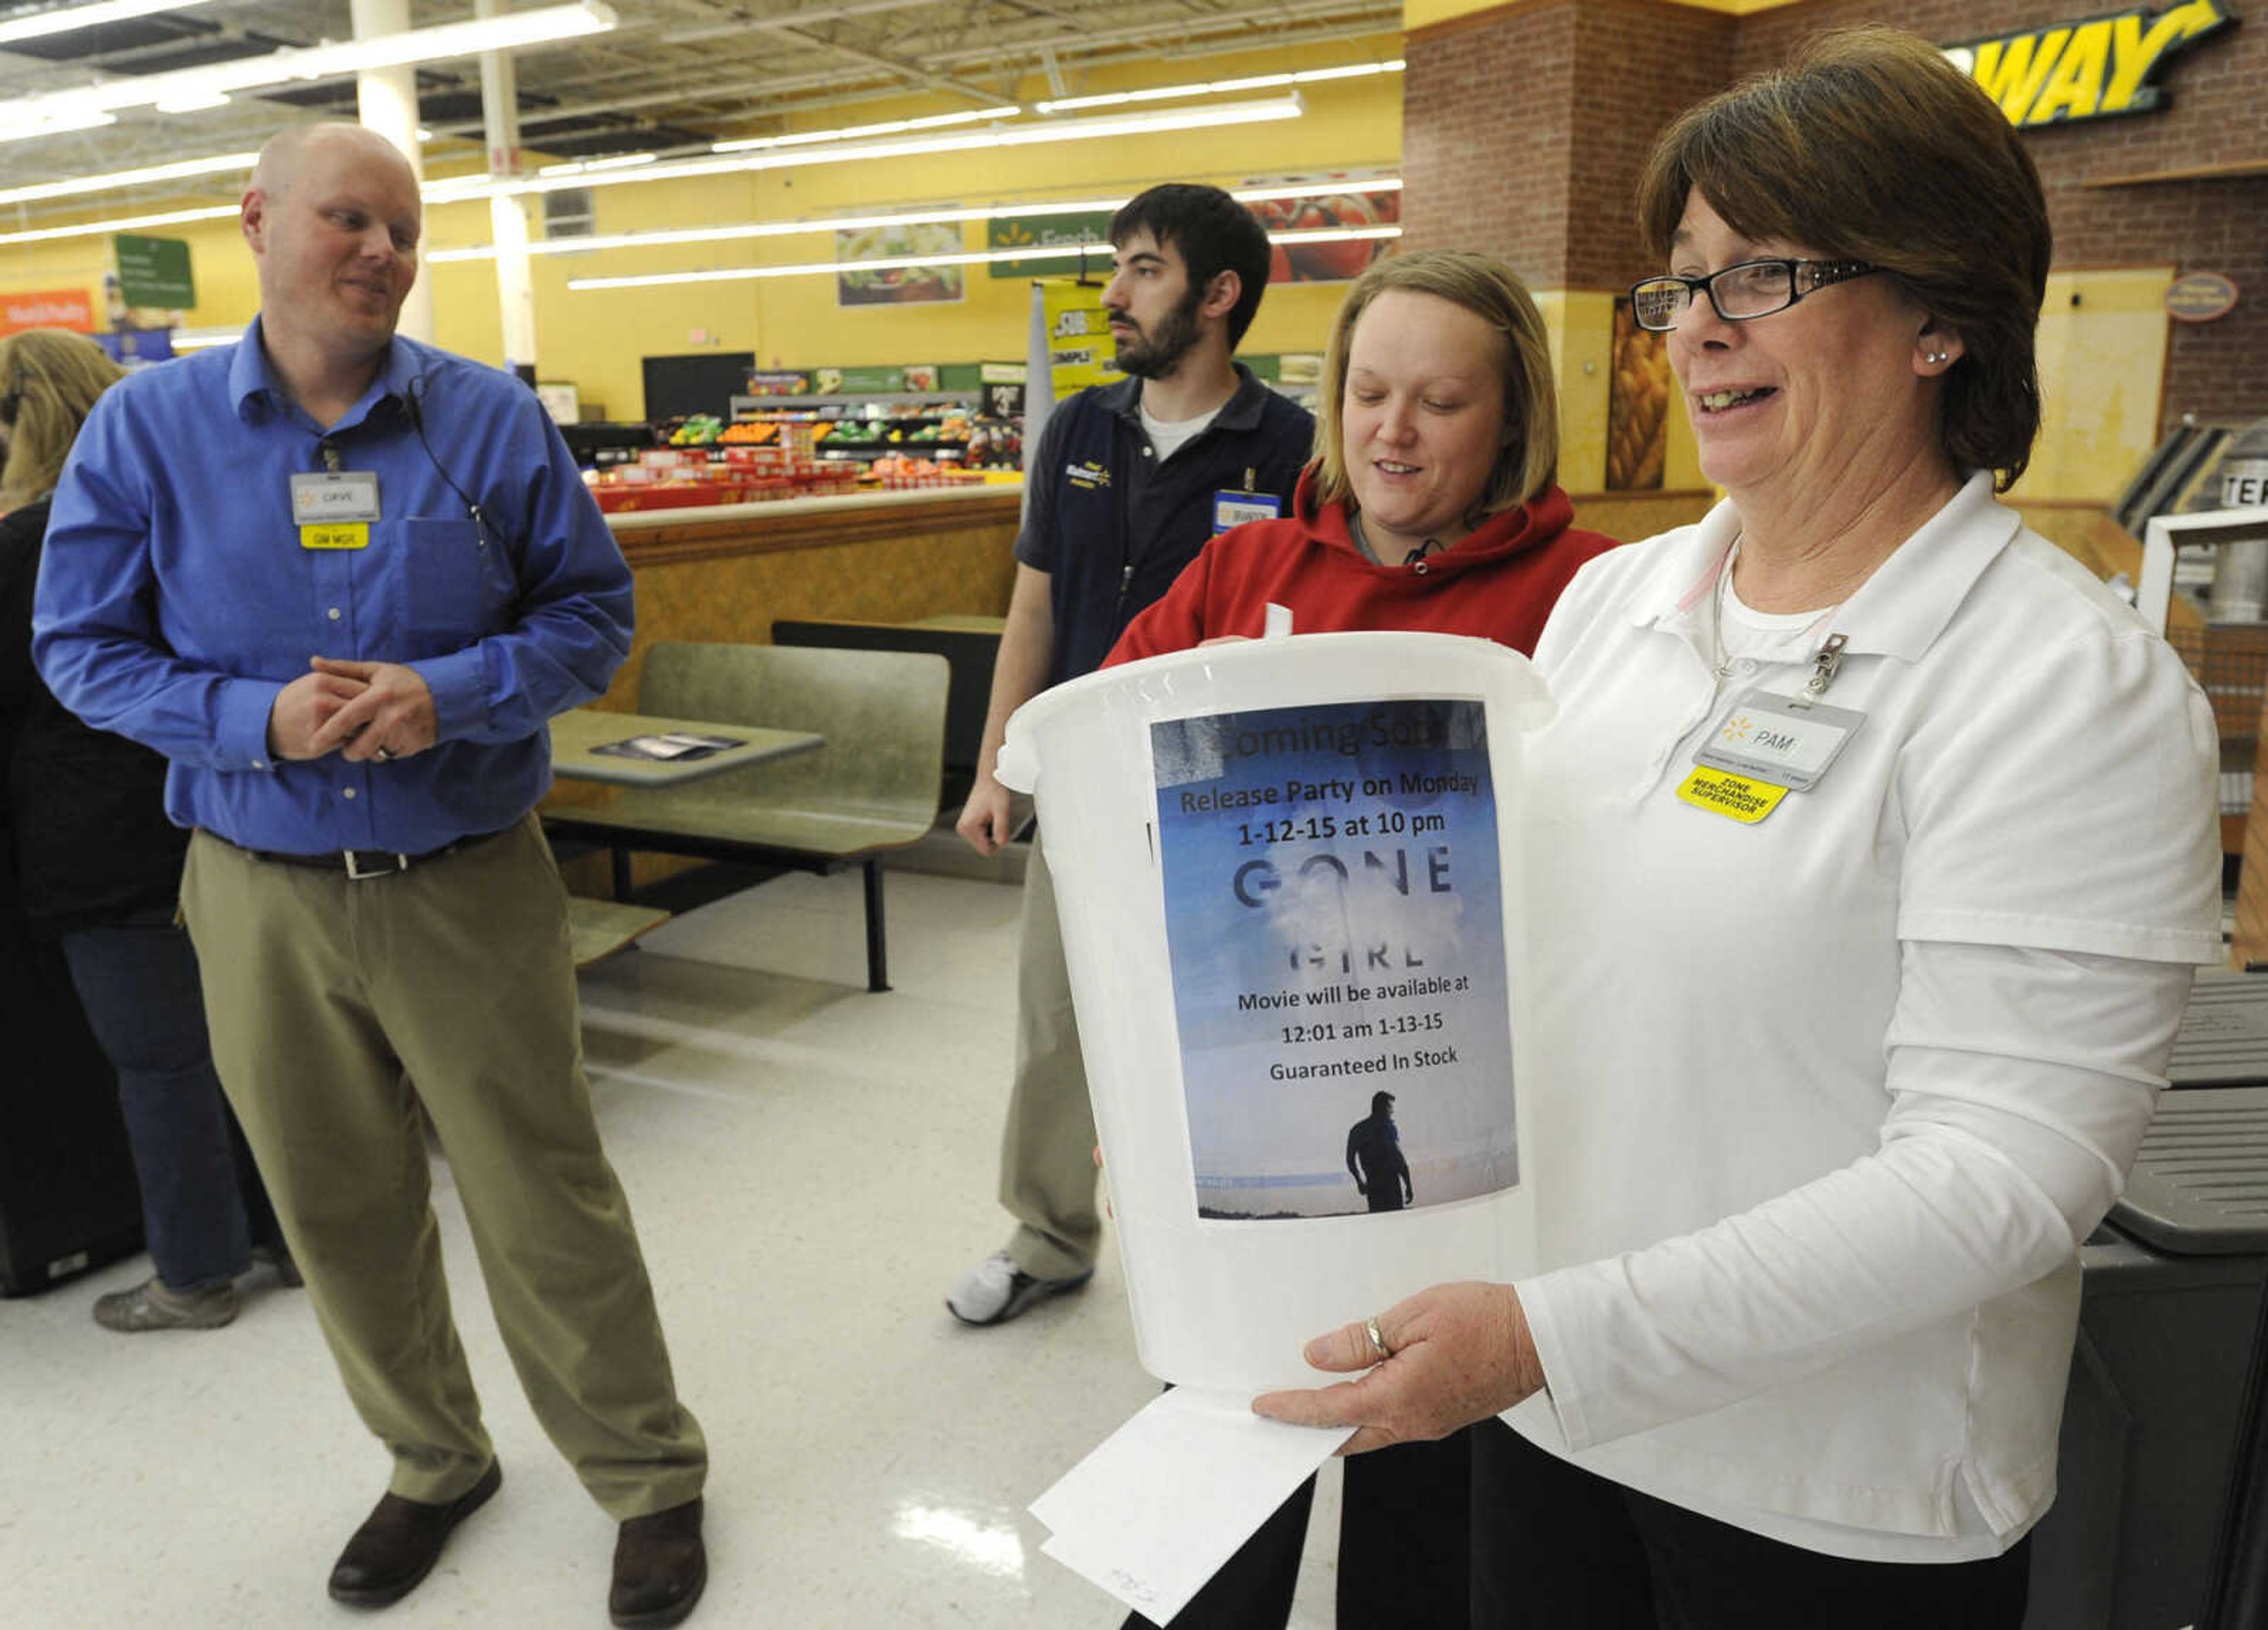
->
<box><xmin>0</xmin><ymin>328</ymin><xmax>122</xmax><ymax>510</ymax></box>
<box><xmin>1635</xmin><ymin>26</ymin><xmax>2051</xmax><ymax>491</ymax></box>
<box><xmin>1312</xmin><ymin>250</ymin><xmax>1559</xmax><ymax>518</ymax></box>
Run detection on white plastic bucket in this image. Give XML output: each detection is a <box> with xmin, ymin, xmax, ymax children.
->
<box><xmin>996</xmin><ymin>628</ymin><xmax>1554</xmax><ymax>1391</ymax></box>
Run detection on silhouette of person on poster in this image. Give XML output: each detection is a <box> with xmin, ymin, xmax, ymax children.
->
<box><xmin>1347</xmin><ymin>1091</ymin><xmax>1413</xmax><ymax>1212</ymax></box>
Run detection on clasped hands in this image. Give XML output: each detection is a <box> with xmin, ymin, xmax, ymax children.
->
<box><xmin>1252</xmin><ymin>1280</ymin><xmax>1549</xmax><ymax>1454</ymax></box>
<box><xmin>268</xmin><ymin>656</ymin><xmax>437</xmax><ymax>764</ymax></box>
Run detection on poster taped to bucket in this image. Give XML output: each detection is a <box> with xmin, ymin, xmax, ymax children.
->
<box><xmin>996</xmin><ymin>627</ymin><xmax>1552</xmax><ymax>1390</ymax></box>
<box><xmin>1151</xmin><ymin>698</ymin><xmax>1515</xmax><ymax>1221</ymax></box>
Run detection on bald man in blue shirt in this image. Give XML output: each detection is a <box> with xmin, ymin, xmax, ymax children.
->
<box><xmin>35</xmin><ymin>123</ymin><xmax>707</xmax><ymax>1628</ymax></box>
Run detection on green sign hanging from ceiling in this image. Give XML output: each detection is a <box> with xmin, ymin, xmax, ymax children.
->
<box><xmin>113</xmin><ymin>234</ymin><xmax>196</xmax><ymax>309</ymax></box>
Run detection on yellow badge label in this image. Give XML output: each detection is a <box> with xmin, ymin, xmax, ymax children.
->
<box><xmin>1676</xmin><ymin>765</ymin><xmax>1788</xmax><ymax>824</ymax></box>
<box><xmin>299</xmin><ymin>522</ymin><xmax>369</xmax><ymax>550</ymax></box>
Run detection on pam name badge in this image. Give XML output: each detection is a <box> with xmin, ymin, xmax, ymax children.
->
<box><xmin>290</xmin><ymin>471</ymin><xmax>380</xmax><ymax>549</ymax></box>
<box><xmin>1693</xmin><ymin>689</ymin><xmax>1864</xmax><ymax>793</ymax></box>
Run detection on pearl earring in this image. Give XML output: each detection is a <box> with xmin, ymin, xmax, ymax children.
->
<box><xmin>1924</xmin><ymin>350</ymin><xmax>1948</xmax><ymax>366</ymax></box>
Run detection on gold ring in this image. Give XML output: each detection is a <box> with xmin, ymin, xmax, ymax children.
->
<box><xmin>1364</xmin><ymin>1317</ymin><xmax>1390</xmax><ymax>1362</ymax></box>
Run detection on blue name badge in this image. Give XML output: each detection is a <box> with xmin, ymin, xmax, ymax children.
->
<box><xmin>1213</xmin><ymin>490</ymin><xmax>1283</xmax><ymax>534</ymax></box>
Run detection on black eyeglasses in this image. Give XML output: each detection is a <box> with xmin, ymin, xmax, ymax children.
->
<box><xmin>1628</xmin><ymin>258</ymin><xmax>1880</xmax><ymax>333</ymax></box>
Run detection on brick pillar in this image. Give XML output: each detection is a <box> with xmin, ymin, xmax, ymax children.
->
<box><xmin>1401</xmin><ymin>0</ymin><xmax>1734</xmax><ymax>290</ymax></box>
<box><xmin>1401</xmin><ymin>0</ymin><xmax>1735</xmax><ymax>503</ymax></box>
<box><xmin>1400</xmin><ymin>2</ymin><xmax>1578</xmax><ymax>285</ymax></box>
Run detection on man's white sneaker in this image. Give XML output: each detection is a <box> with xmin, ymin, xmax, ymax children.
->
<box><xmin>946</xmin><ymin>1251</ymin><xmax>1092</xmax><ymax>1326</ymax></box>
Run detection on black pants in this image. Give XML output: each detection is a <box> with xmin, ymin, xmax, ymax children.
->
<box><xmin>1125</xmin><ymin>1430</ymin><xmax>1472</xmax><ymax>1629</ymax></box>
<box><xmin>1469</xmin><ymin>1419</ymin><xmax>2031</xmax><ymax>1629</ymax></box>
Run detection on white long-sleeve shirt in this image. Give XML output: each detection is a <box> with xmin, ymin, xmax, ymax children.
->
<box><xmin>1508</xmin><ymin>473</ymin><xmax>2221</xmax><ymax>1561</ymax></box>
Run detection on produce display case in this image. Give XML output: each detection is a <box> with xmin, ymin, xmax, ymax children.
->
<box><xmin>729</xmin><ymin>390</ymin><xmax>1022</xmax><ymax>484</ymax></box>
<box><xmin>586</xmin><ymin>444</ymin><xmax>864</xmax><ymax>514</ymax></box>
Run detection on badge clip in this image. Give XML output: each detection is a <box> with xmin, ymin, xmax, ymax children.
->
<box><xmin>1793</xmin><ymin>633</ymin><xmax>1849</xmax><ymax>709</ymax></box>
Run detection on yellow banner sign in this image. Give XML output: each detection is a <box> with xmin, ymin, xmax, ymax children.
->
<box><xmin>1042</xmin><ymin>280</ymin><xmax>1122</xmax><ymax>403</ymax></box>
<box><xmin>1944</xmin><ymin>1</ymin><xmax>2236</xmax><ymax>127</ymax></box>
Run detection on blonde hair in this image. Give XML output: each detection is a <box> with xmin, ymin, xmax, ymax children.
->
<box><xmin>0</xmin><ymin>329</ymin><xmax>123</xmax><ymax>508</ymax></box>
<box><xmin>1311</xmin><ymin>250</ymin><xmax>1560</xmax><ymax>519</ymax></box>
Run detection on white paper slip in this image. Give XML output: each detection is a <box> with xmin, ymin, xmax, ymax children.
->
<box><xmin>1031</xmin><ymin>1387</ymin><xmax>1355</xmax><ymax>1623</ymax></box>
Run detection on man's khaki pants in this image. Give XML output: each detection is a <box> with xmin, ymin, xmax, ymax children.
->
<box><xmin>181</xmin><ymin>817</ymin><xmax>706</xmax><ymax>1519</ymax></box>
<box><xmin>997</xmin><ymin>836</ymin><xmax>1103</xmax><ymax>1281</ymax></box>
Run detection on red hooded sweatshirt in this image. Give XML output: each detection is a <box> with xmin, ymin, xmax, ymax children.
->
<box><xmin>1106</xmin><ymin>466</ymin><xmax>1619</xmax><ymax>665</ymax></box>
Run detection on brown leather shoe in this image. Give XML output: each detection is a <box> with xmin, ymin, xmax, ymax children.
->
<box><xmin>327</xmin><ymin>1461</ymin><xmax>502</xmax><ymax>1609</ymax></box>
<box><xmin>610</xmin><ymin>1497</ymin><xmax>706</xmax><ymax>1628</ymax></box>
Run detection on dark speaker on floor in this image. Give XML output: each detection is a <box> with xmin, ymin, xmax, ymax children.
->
<box><xmin>0</xmin><ymin>902</ymin><xmax>143</xmax><ymax>1295</ymax></box>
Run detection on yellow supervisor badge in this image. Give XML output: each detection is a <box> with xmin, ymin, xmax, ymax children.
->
<box><xmin>299</xmin><ymin>522</ymin><xmax>369</xmax><ymax>550</ymax></box>
<box><xmin>1677</xmin><ymin>765</ymin><xmax>1788</xmax><ymax>824</ymax></box>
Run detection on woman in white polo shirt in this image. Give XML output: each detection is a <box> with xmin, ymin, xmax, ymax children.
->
<box><xmin>1256</xmin><ymin>27</ymin><xmax>2223</xmax><ymax>1628</ymax></box>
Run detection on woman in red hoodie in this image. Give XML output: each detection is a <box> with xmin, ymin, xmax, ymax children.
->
<box><xmin>1112</xmin><ymin>249</ymin><xmax>1617</xmax><ymax>668</ymax></box>
<box><xmin>1110</xmin><ymin>252</ymin><xmax>1617</xmax><ymax>1629</ymax></box>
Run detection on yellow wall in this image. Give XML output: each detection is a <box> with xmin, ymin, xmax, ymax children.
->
<box><xmin>2015</xmin><ymin>266</ymin><xmax>2174</xmax><ymax>506</ymax></box>
<box><xmin>1533</xmin><ymin>288</ymin><xmax>1703</xmax><ymax>498</ymax></box>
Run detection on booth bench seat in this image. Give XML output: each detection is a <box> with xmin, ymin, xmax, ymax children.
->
<box><xmin>543</xmin><ymin>641</ymin><xmax>950</xmax><ymax>991</ymax></box>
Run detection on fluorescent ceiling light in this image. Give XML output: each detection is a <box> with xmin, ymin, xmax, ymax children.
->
<box><xmin>1035</xmin><ymin>60</ymin><xmax>1403</xmax><ymax>115</ymax></box>
<box><xmin>425</xmin><ymin>96</ymin><xmax>1303</xmax><ymax>204</ymax></box>
<box><xmin>539</xmin><ymin>151</ymin><xmax>657</xmax><ymax>176</ymax></box>
<box><xmin>0</xmin><ymin>201</ymin><xmax>236</xmax><ymax>247</ymax></box>
<box><xmin>566</xmin><ymin>224</ymin><xmax>1399</xmax><ymax>292</ymax></box>
<box><xmin>0</xmin><ymin>0</ymin><xmax>214</xmax><ymax>47</ymax></box>
<box><xmin>0</xmin><ymin>1</ymin><xmax>615</xmax><ymax>142</ymax></box>
<box><xmin>0</xmin><ymin>133</ymin><xmax>461</xmax><ymax>219</ymax></box>
<box><xmin>1</xmin><ymin>126</ymin><xmax>465</xmax><ymax>211</ymax></box>
<box><xmin>11</xmin><ymin>147</ymin><xmax>1383</xmax><ymax>257</ymax></box>
<box><xmin>431</xmin><ymin>178</ymin><xmax>1403</xmax><ymax>263</ymax></box>
<box><xmin>711</xmin><ymin>105</ymin><xmax>1019</xmax><ymax>155</ymax></box>
<box><xmin>0</xmin><ymin>151</ymin><xmax>258</xmax><ymax>209</ymax></box>
<box><xmin>1</xmin><ymin>107</ymin><xmax>118</xmax><ymax>142</ymax></box>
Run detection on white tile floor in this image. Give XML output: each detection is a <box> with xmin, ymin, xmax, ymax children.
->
<box><xmin>0</xmin><ymin>867</ymin><xmax>1342</xmax><ymax>1629</ymax></box>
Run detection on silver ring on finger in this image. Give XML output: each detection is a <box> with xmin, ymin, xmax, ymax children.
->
<box><xmin>1364</xmin><ymin>1316</ymin><xmax>1391</xmax><ymax>1362</ymax></box>
<box><xmin>374</xmin><ymin>745</ymin><xmax>396</xmax><ymax>762</ymax></box>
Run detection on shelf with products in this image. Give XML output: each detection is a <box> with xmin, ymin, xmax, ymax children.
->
<box><xmin>727</xmin><ymin>391</ymin><xmax>1021</xmax><ymax>470</ymax></box>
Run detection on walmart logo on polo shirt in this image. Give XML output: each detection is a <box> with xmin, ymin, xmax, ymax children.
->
<box><xmin>1066</xmin><ymin>460</ymin><xmax>1112</xmax><ymax>490</ymax></box>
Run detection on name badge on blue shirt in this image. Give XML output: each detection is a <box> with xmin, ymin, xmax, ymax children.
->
<box><xmin>291</xmin><ymin>471</ymin><xmax>382</xmax><ymax>524</ymax></box>
<box><xmin>1213</xmin><ymin>489</ymin><xmax>1283</xmax><ymax>534</ymax></box>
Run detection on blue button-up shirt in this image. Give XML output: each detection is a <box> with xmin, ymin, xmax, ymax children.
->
<box><xmin>34</xmin><ymin>321</ymin><xmax>633</xmax><ymax>855</ymax></box>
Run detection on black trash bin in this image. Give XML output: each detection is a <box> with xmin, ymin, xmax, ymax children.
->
<box><xmin>0</xmin><ymin>898</ymin><xmax>143</xmax><ymax>1295</ymax></box>
<box><xmin>2166</xmin><ymin>969</ymin><xmax>2268</xmax><ymax>1089</ymax></box>
<box><xmin>2024</xmin><ymin>1086</ymin><xmax>2268</xmax><ymax>1630</ymax></box>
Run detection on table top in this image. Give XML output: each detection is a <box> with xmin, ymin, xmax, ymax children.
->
<box><xmin>549</xmin><ymin>709</ymin><xmax>825</xmax><ymax>787</ymax></box>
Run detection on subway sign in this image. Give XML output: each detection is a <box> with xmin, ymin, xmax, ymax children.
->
<box><xmin>1944</xmin><ymin>1</ymin><xmax>2237</xmax><ymax>126</ymax></box>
